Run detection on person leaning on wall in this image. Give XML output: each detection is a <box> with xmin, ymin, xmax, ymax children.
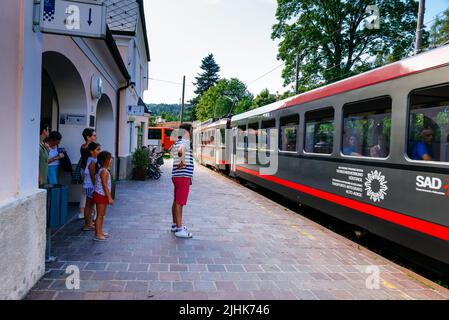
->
<box><xmin>39</xmin><ymin>122</ymin><xmax>50</xmax><ymax>186</ymax></box>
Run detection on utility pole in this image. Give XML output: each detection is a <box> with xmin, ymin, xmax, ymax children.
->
<box><xmin>415</xmin><ymin>0</ymin><xmax>425</xmax><ymax>54</ymax></box>
<box><xmin>295</xmin><ymin>53</ymin><xmax>300</xmax><ymax>95</ymax></box>
<box><xmin>180</xmin><ymin>75</ymin><xmax>186</xmax><ymax>123</ymax></box>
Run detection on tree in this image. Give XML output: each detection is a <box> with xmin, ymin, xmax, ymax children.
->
<box><xmin>161</xmin><ymin>112</ymin><xmax>178</xmax><ymax>122</ymax></box>
<box><xmin>280</xmin><ymin>90</ymin><xmax>295</xmax><ymax>100</ymax></box>
<box><xmin>195</xmin><ymin>78</ymin><xmax>254</xmax><ymax>121</ymax></box>
<box><xmin>272</xmin><ymin>0</ymin><xmax>423</xmax><ymax>90</ymax></box>
<box><xmin>191</xmin><ymin>54</ymin><xmax>221</xmax><ymax>118</ymax></box>
<box><xmin>430</xmin><ymin>9</ymin><xmax>449</xmax><ymax>48</ymax></box>
<box><xmin>252</xmin><ymin>89</ymin><xmax>277</xmax><ymax>109</ymax></box>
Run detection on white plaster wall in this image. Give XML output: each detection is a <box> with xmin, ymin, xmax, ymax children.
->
<box><xmin>0</xmin><ymin>0</ymin><xmax>21</xmax><ymax>201</ymax></box>
<box><xmin>43</xmin><ymin>35</ymin><xmax>119</xmax><ymax>161</ymax></box>
<box><xmin>0</xmin><ymin>0</ymin><xmax>46</xmax><ymax>300</ymax></box>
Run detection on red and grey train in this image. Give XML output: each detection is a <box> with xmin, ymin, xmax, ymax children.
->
<box><xmin>193</xmin><ymin>45</ymin><xmax>449</xmax><ymax>273</ymax></box>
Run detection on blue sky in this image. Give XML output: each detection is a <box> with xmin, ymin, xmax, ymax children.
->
<box><xmin>143</xmin><ymin>0</ymin><xmax>449</xmax><ymax>104</ymax></box>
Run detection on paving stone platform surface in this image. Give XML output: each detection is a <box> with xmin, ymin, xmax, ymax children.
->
<box><xmin>26</xmin><ymin>160</ymin><xmax>449</xmax><ymax>300</ymax></box>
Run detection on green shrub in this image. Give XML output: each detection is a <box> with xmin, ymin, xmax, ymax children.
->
<box><xmin>132</xmin><ymin>148</ymin><xmax>149</xmax><ymax>169</ymax></box>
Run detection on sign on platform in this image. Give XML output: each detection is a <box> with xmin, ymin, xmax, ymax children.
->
<box><xmin>40</xmin><ymin>0</ymin><xmax>107</xmax><ymax>39</ymax></box>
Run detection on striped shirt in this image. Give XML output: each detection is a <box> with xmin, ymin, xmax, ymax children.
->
<box><xmin>172</xmin><ymin>138</ymin><xmax>194</xmax><ymax>178</ymax></box>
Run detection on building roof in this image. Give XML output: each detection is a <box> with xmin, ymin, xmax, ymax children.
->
<box><xmin>138</xmin><ymin>97</ymin><xmax>151</xmax><ymax>114</ymax></box>
<box><xmin>103</xmin><ymin>0</ymin><xmax>151</xmax><ymax>61</ymax></box>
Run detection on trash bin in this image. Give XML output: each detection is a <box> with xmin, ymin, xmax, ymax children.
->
<box><xmin>43</xmin><ymin>184</ymin><xmax>69</xmax><ymax>228</ymax></box>
<box><xmin>39</xmin><ymin>184</ymin><xmax>69</xmax><ymax>262</ymax></box>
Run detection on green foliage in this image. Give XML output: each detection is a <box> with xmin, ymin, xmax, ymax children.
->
<box><xmin>132</xmin><ymin>147</ymin><xmax>149</xmax><ymax>170</ymax></box>
<box><xmin>191</xmin><ymin>54</ymin><xmax>221</xmax><ymax>120</ymax></box>
<box><xmin>272</xmin><ymin>0</ymin><xmax>424</xmax><ymax>90</ymax></box>
<box><xmin>148</xmin><ymin>116</ymin><xmax>157</xmax><ymax>127</ymax></box>
<box><xmin>252</xmin><ymin>89</ymin><xmax>277</xmax><ymax>109</ymax></box>
<box><xmin>430</xmin><ymin>9</ymin><xmax>449</xmax><ymax>48</ymax></box>
<box><xmin>161</xmin><ymin>112</ymin><xmax>178</xmax><ymax>122</ymax></box>
<box><xmin>147</xmin><ymin>104</ymin><xmax>193</xmax><ymax>122</ymax></box>
<box><xmin>193</xmin><ymin>54</ymin><xmax>221</xmax><ymax>96</ymax></box>
<box><xmin>195</xmin><ymin>78</ymin><xmax>254</xmax><ymax>121</ymax></box>
<box><xmin>280</xmin><ymin>91</ymin><xmax>296</xmax><ymax>99</ymax></box>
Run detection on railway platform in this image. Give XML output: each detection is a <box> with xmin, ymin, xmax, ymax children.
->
<box><xmin>26</xmin><ymin>160</ymin><xmax>449</xmax><ymax>300</ymax></box>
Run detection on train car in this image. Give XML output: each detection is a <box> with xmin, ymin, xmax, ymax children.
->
<box><xmin>193</xmin><ymin>118</ymin><xmax>231</xmax><ymax>172</ymax></box>
<box><xmin>220</xmin><ymin>45</ymin><xmax>449</xmax><ymax>274</ymax></box>
<box><xmin>148</xmin><ymin>127</ymin><xmax>175</xmax><ymax>152</ymax></box>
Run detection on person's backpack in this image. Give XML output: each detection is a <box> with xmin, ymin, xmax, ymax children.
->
<box><xmin>58</xmin><ymin>148</ymin><xmax>73</xmax><ymax>173</ymax></box>
<box><xmin>71</xmin><ymin>157</ymin><xmax>83</xmax><ymax>184</ymax></box>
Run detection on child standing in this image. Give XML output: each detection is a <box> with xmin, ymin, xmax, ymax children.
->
<box><xmin>93</xmin><ymin>151</ymin><xmax>113</xmax><ymax>241</ymax></box>
<box><xmin>82</xmin><ymin>142</ymin><xmax>101</xmax><ymax>231</ymax></box>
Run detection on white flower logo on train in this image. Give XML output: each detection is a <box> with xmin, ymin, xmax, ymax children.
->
<box><xmin>364</xmin><ymin>170</ymin><xmax>388</xmax><ymax>202</ymax></box>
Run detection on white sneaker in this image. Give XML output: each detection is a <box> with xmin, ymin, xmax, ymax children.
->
<box><xmin>175</xmin><ymin>227</ymin><xmax>193</xmax><ymax>238</ymax></box>
<box><xmin>78</xmin><ymin>212</ymin><xmax>84</xmax><ymax>219</ymax></box>
<box><xmin>171</xmin><ymin>224</ymin><xmax>177</xmax><ymax>232</ymax></box>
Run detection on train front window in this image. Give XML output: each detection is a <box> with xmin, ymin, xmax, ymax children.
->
<box><xmin>279</xmin><ymin>115</ymin><xmax>299</xmax><ymax>152</ymax></box>
<box><xmin>343</xmin><ymin>97</ymin><xmax>392</xmax><ymax>158</ymax></box>
<box><xmin>408</xmin><ymin>84</ymin><xmax>449</xmax><ymax>163</ymax></box>
<box><xmin>305</xmin><ymin>108</ymin><xmax>334</xmax><ymax>154</ymax></box>
<box><xmin>148</xmin><ymin>129</ymin><xmax>162</xmax><ymax>140</ymax></box>
<box><xmin>165</xmin><ymin>129</ymin><xmax>173</xmax><ymax>137</ymax></box>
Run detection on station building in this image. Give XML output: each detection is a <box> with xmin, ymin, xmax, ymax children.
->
<box><xmin>0</xmin><ymin>0</ymin><xmax>150</xmax><ymax>299</ymax></box>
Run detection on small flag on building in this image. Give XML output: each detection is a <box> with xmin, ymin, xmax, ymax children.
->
<box><xmin>43</xmin><ymin>0</ymin><xmax>56</xmax><ymax>22</ymax></box>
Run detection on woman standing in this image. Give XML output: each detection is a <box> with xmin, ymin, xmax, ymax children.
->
<box><xmin>47</xmin><ymin>131</ymin><xmax>64</xmax><ymax>185</ymax></box>
<box><xmin>78</xmin><ymin>128</ymin><xmax>97</xmax><ymax>219</ymax></box>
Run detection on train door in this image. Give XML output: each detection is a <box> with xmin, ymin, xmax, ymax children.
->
<box><xmin>230</xmin><ymin>126</ymin><xmax>237</xmax><ymax>176</ymax></box>
<box><xmin>215</xmin><ymin>128</ymin><xmax>220</xmax><ymax>165</ymax></box>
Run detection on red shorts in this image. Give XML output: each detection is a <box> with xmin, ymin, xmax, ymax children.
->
<box><xmin>93</xmin><ymin>192</ymin><xmax>109</xmax><ymax>205</ymax></box>
<box><xmin>172</xmin><ymin>177</ymin><xmax>191</xmax><ymax>206</ymax></box>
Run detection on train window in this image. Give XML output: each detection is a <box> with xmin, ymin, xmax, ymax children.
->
<box><xmin>305</xmin><ymin>108</ymin><xmax>334</xmax><ymax>154</ymax></box>
<box><xmin>261</xmin><ymin>119</ymin><xmax>276</xmax><ymax>154</ymax></box>
<box><xmin>408</xmin><ymin>84</ymin><xmax>449</xmax><ymax>163</ymax></box>
<box><xmin>248</xmin><ymin>122</ymin><xmax>259</xmax><ymax>146</ymax></box>
<box><xmin>237</xmin><ymin>125</ymin><xmax>246</xmax><ymax>149</ymax></box>
<box><xmin>343</xmin><ymin>97</ymin><xmax>392</xmax><ymax>158</ymax></box>
<box><xmin>165</xmin><ymin>129</ymin><xmax>173</xmax><ymax>137</ymax></box>
<box><xmin>279</xmin><ymin>115</ymin><xmax>299</xmax><ymax>152</ymax></box>
<box><xmin>148</xmin><ymin>129</ymin><xmax>162</xmax><ymax>140</ymax></box>
<box><xmin>220</xmin><ymin>128</ymin><xmax>226</xmax><ymax>146</ymax></box>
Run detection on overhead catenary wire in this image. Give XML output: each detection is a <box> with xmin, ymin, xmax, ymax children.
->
<box><xmin>147</xmin><ymin>77</ymin><xmax>194</xmax><ymax>87</ymax></box>
<box><xmin>247</xmin><ymin>62</ymin><xmax>286</xmax><ymax>86</ymax></box>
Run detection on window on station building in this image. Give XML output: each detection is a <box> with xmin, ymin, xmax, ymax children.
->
<box><xmin>343</xmin><ymin>97</ymin><xmax>392</xmax><ymax>158</ymax></box>
<box><xmin>279</xmin><ymin>115</ymin><xmax>299</xmax><ymax>152</ymax></box>
<box><xmin>305</xmin><ymin>108</ymin><xmax>334</xmax><ymax>154</ymax></box>
<box><xmin>408</xmin><ymin>84</ymin><xmax>449</xmax><ymax>163</ymax></box>
<box><xmin>261</xmin><ymin>119</ymin><xmax>276</xmax><ymax>155</ymax></box>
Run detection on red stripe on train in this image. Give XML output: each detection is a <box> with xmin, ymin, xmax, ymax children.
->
<box><xmin>236</xmin><ymin>165</ymin><xmax>449</xmax><ymax>242</ymax></box>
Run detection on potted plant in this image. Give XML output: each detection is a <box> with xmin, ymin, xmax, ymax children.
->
<box><xmin>132</xmin><ymin>147</ymin><xmax>149</xmax><ymax>181</ymax></box>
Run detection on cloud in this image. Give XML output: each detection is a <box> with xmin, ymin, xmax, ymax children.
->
<box><xmin>201</xmin><ymin>0</ymin><xmax>221</xmax><ymax>5</ymax></box>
